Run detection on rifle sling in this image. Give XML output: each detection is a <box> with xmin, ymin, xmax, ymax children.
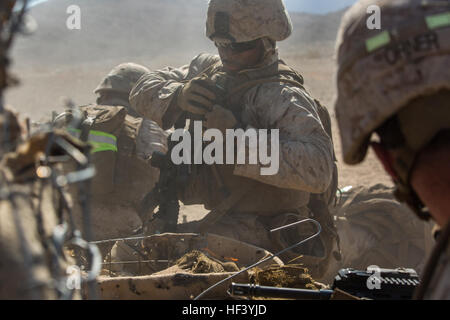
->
<box><xmin>226</xmin><ymin>78</ymin><xmax>305</xmax><ymax>101</ymax></box>
<box><xmin>188</xmin><ymin>64</ymin><xmax>306</xmax><ymax>233</ymax></box>
<box><xmin>196</xmin><ymin>78</ymin><xmax>305</xmax><ymax>232</ymax></box>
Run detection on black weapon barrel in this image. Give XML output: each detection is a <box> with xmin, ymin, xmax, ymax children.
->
<box><xmin>229</xmin><ymin>283</ymin><xmax>334</xmax><ymax>300</ymax></box>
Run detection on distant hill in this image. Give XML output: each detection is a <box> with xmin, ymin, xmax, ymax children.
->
<box><xmin>282</xmin><ymin>9</ymin><xmax>346</xmax><ymax>55</ymax></box>
<box><xmin>13</xmin><ymin>0</ymin><xmax>213</xmax><ymax>68</ymax></box>
<box><xmin>13</xmin><ymin>0</ymin><xmax>345</xmax><ymax>68</ymax></box>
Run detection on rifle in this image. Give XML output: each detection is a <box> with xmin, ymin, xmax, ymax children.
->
<box><xmin>139</xmin><ymin>77</ymin><xmax>240</xmax><ymax>234</ymax></box>
<box><xmin>229</xmin><ymin>267</ymin><xmax>420</xmax><ymax>300</ymax></box>
<box><xmin>139</xmin><ymin>115</ymin><xmax>189</xmax><ymax>233</ymax></box>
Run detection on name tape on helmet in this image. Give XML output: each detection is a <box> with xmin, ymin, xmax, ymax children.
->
<box><xmin>366</xmin><ymin>31</ymin><xmax>391</xmax><ymax>53</ymax></box>
<box><xmin>426</xmin><ymin>12</ymin><xmax>450</xmax><ymax>30</ymax></box>
<box><xmin>365</xmin><ymin>12</ymin><xmax>450</xmax><ymax>53</ymax></box>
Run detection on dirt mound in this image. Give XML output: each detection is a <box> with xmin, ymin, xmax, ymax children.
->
<box><xmin>250</xmin><ymin>265</ymin><xmax>319</xmax><ymax>290</ymax></box>
<box><xmin>176</xmin><ymin>250</ymin><xmax>239</xmax><ymax>274</ymax></box>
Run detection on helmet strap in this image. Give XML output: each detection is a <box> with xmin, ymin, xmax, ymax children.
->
<box><xmin>261</xmin><ymin>37</ymin><xmax>276</xmax><ymax>59</ymax></box>
<box><xmin>376</xmin><ymin>91</ymin><xmax>450</xmax><ymax>221</ymax></box>
<box><xmin>392</xmin><ymin>147</ymin><xmax>431</xmax><ymax>221</ymax></box>
<box><xmin>376</xmin><ymin>116</ymin><xmax>431</xmax><ymax>221</ymax></box>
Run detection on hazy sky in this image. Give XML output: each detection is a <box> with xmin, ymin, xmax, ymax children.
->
<box><xmin>26</xmin><ymin>0</ymin><xmax>358</xmax><ymax>14</ymax></box>
<box><xmin>284</xmin><ymin>0</ymin><xmax>358</xmax><ymax>14</ymax></box>
<box><xmin>27</xmin><ymin>0</ymin><xmax>48</xmax><ymax>7</ymax></box>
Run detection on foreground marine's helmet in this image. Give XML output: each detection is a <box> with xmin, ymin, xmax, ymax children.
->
<box><xmin>335</xmin><ymin>0</ymin><xmax>450</xmax><ymax>165</ymax></box>
<box><xmin>94</xmin><ymin>63</ymin><xmax>150</xmax><ymax>95</ymax></box>
<box><xmin>335</xmin><ymin>0</ymin><xmax>450</xmax><ymax>218</ymax></box>
<box><xmin>206</xmin><ymin>0</ymin><xmax>293</xmax><ymax>44</ymax></box>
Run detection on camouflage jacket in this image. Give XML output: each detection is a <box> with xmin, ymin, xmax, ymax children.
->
<box><xmin>130</xmin><ymin>53</ymin><xmax>334</xmax><ymax>213</ymax></box>
<box><xmin>56</xmin><ymin>104</ymin><xmax>167</xmax><ymax>205</ymax></box>
<box><xmin>424</xmin><ymin>236</ymin><xmax>450</xmax><ymax>300</ymax></box>
<box><xmin>55</xmin><ymin>105</ymin><xmax>168</xmax><ymax>242</ymax></box>
<box><xmin>114</xmin><ymin>111</ymin><xmax>168</xmax><ymax>206</ymax></box>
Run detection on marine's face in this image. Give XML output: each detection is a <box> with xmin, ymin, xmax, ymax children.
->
<box><xmin>215</xmin><ymin>38</ymin><xmax>265</xmax><ymax>72</ymax></box>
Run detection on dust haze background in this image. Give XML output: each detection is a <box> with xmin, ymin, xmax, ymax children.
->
<box><xmin>6</xmin><ymin>0</ymin><xmax>393</xmax><ymax>190</ymax></box>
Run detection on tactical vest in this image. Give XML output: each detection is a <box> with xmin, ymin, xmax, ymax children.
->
<box><xmin>66</xmin><ymin>105</ymin><xmax>126</xmax><ymax>196</ymax></box>
<box><xmin>186</xmin><ymin>60</ymin><xmax>338</xmax><ymax>215</ymax></box>
<box><xmin>65</xmin><ymin>105</ymin><xmax>159</xmax><ymax>205</ymax></box>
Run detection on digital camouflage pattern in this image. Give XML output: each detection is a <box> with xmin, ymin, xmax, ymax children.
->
<box><xmin>130</xmin><ymin>52</ymin><xmax>334</xmax><ymax>202</ymax></box>
<box><xmin>335</xmin><ymin>0</ymin><xmax>450</xmax><ymax>299</ymax></box>
<box><xmin>324</xmin><ymin>184</ymin><xmax>435</xmax><ymax>284</ymax></box>
<box><xmin>54</xmin><ymin>61</ymin><xmax>168</xmax><ymax>250</ymax></box>
<box><xmin>94</xmin><ymin>63</ymin><xmax>150</xmax><ymax>96</ymax></box>
<box><xmin>130</xmin><ymin>52</ymin><xmax>337</xmax><ymax>279</ymax></box>
<box><xmin>335</xmin><ymin>0</ymin><xmax>450</xmax><ymax>165</ymax></box>
<box><xmin>424</xmin><ymin>244</ymin><xmax>450</xmax><ymax>299</ymax></box>
<box><xmin>206</xmin><ymin>0</ymin><xmax>292</xmax><ymax>44</ymax></box>
<box><xmin>56</xmin><ymin>105</ymin><xmax>168</xmax><ymax>248</ymax></box>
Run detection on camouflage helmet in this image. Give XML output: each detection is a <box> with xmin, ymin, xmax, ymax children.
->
<box><xmin>94</xmin><ymin>63</ymin><xmax>150</xmax><ymax>96</ymax></box>
<box><xmin>335</xmin><ymin>0</ymin><xmax>450</xmax><ymax>166</ymax></box>
<box><xmin>206</xmin><ymin>0</ymin><xmax>293</xmax><ymax>44</ymax></box>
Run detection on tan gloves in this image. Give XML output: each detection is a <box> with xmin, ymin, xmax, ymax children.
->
<box><xmin>176</xmin><ymin>77</ymin><xmax>238</xmax><ymax>133</ymax></box>
<box><xmin>205</xmin><ymin>105</ymin><xmax>238</xmax><ymax>134</ymax></box>
<box><xmin>177</xmin><ymin>78</ymin><xmax>217</xmax><ymax>115</ymax></box>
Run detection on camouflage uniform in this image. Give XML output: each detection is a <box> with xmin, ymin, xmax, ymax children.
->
<box><xmin>424</xmin><ymin>241</ymin><xmax>450</xmax><ymax>299</ymax></box>
<box><xmin>130</xmin><ymin>0</ymin><xmax>338</xmax><ymax>279</ymax></box>
<box><xmin>324</xmin><ymin>184</ymin><xmax>435</xmax><ymax>284</ymax></box>
<box><xmin>335</xmin><ymin>0</ymin><xmax>450</xmax><ymax>299</ymax></box>
<box><xmin>94</xmin><ymin>63</ymin><xmax>151</xmax><ymax>118</ymax></box>
<box><xmin>55</xmin><ymin>64</ymin><xmax>168</xmax><ymax>250</ymax></box>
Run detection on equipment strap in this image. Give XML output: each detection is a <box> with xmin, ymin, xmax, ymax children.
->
<box><xmin>226</xmin><ymin>78</ymin><xmax>306</xmax><ymax>101</ymax></box>
<box><xmin>68</xmin><ymin>128</ymin><xmax>118</xmax><ymax>153</ymax></box>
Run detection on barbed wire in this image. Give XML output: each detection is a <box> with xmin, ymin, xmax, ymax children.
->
<box><xmin>194</xmin><ymin>218</ymin><xmax>323</xmax><ymax>300</ymax></box>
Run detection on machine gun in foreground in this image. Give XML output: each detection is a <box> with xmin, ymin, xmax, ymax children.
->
<box><xmin>230</xmin><ymin>267</ymin><xmax>420</xmax><ymax>300</ymax></box>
